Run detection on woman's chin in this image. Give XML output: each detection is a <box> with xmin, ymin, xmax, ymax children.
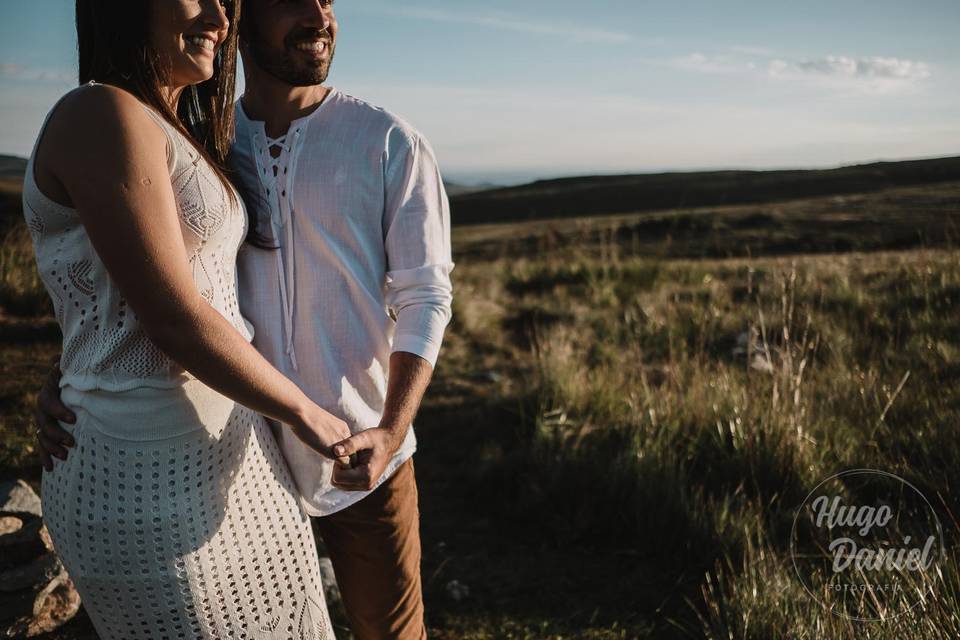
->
<box><xmin>175</xmin><ymin>66</ymin><xmax>216</xmax><ymax>87</ymax></box>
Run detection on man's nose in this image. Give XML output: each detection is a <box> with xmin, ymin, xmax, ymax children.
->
<box><xmin>303</xmin><ymin>0</ymin><xmax>333</xmax><ymax>31</ymax></box>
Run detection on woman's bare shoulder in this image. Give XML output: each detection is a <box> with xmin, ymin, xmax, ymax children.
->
<box><xmin>54</xmin><ymin>83</ymin><xmax>154</xmax><ymax>123</ymax></box>
<box><xmin>43</xmin><ymin>84</ymin><xmax>167</xmax><ymax>166</ymax></box>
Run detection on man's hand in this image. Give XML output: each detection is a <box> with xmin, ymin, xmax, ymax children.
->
<box><xmin>33</xmin><ymin>355</ymin><xmax>76</xmax><ymax>472</ymax></box>
<box><xmin>330</xmin><ymin>427</ymin><xmax>405</xmax><ymax>492</ymax></box>
<box><xmin>330</xmin><ymin>351</ymin><xmax>433</xmax><ymax>491</ymax></box>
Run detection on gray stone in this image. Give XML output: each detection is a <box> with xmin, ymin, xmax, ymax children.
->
<box><xmin>444</xmin><ymin>579</ymin><xmax>470</xmax><ymax>602</ymax></box>
<box><xmin>0</xmin><ymin>516</ymin><xmax>46</xmax><ymax>571</ymax></box>
<box><xmin>0</xmin><ymin>553</ymin><xmax>62</xmax><ymax>593</ymax></box>
<box><xmin>732</xmin><ymin>327</ymin><xmax>775</xmax><ymax>373</ymax></box>
<box><xmin>1</xmin><ymin>571</ymin><xmax>81</xmax><ymax>637</ymax></box>
<box><xmin>0</xmin><ymin>517</ymin><xmax>22</xmax><ymax>537</ymax></box>
<box><xmin>0</xmin><ymin>481</ymin><xmax>81</xmax><ymax>636</ymax></box>
<box><xmin>316</xmin><ymin>556</ymin><xmax>341</xmax><ymax>607</ymax></box>
<box><xmin>0</xmin><ymin>481</ymin><xmax>41</xmax><ymax>518</ymax></box>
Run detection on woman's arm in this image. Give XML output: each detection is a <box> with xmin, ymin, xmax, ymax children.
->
<box><xmin>37</xmin><ymin>84</ymin><xmax>349</xmax><ymax>458</ymax></box>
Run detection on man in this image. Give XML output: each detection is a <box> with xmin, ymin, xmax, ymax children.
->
<box><xmin>33</xmin><ymin>1</ymin><xmax>453</xmax><ymax>638</ymax></box>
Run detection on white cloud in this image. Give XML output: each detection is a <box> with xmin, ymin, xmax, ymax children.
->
<box><xmin>768</xmin><ymin>55</ymin><xmax>931</xmax><ymax>81</ymax></box>
<box><xmin>663</xmin><ymin>50</ymin><xmax>931</xmax><ymax>95</ymax></box>
<box><xmin>765</xmin><ymin>55</ymin><xmax>932</xmax><ymax>95</ymax></box>
<box><xmin>356</xmin><ymin>5</ymin><xmax>638</xmax><ymax>45</ymax></box>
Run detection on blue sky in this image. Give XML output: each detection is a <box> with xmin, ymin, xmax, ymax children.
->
<box><xmin>1</xmin><ymin>0</ymin><xmax>958</xmax><ymax>184</ymax></box>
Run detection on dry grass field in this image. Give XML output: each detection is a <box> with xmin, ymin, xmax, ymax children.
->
<box><xmin>1</xmin><ymin>171</ymin><xmax>959</xmax><ymax>637</ymax></box>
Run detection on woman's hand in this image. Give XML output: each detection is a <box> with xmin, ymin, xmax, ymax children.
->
<box><xmin>33</xmin><ymin>354</ymin><xmax>76</xmax><ymax>471</ymax></box>
<box><xmin>289</xmin><ymin>405</ymin><xmax>353</xmax><ymax>466</ymax></box>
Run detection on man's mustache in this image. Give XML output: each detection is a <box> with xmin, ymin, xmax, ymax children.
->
<box><xmin>286</xmin><ymin>29</ymin><xmax>333</xmax><ymax>47</ymax></box>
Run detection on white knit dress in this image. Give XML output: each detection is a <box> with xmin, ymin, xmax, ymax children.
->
<box><xmin>23</xmin><ymin>83</ymin><xmax>335</xmax><ymax>639</ymax></box>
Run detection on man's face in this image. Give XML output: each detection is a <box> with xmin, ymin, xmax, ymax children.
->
<box><xmin>241</xmin><ymin>0</ymin><xmax>338</xmax><ymax>87</ymax></box>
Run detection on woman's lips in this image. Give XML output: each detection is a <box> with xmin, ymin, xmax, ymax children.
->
<box><xmin>185</xmin><ymin>34</ymin><xmax>217</xmax><ymax>52</ymax></box>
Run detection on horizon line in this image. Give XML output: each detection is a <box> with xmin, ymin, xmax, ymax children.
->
<box><xmin>3</xmin><ymin>150</ymin><xmax>958</xmax><ymax>187</ymax></box>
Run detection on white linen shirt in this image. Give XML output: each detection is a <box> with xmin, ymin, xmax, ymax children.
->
<box><xmin>231</xmin><ymin>88</ymin><xmax>454</xmax><ymax>516</ymax></box>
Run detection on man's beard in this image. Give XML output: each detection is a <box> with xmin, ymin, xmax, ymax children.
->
<box><xmin>245</xmin><ymin>32</ymin><xmax>336</xmax><ymax>87</ymax></box>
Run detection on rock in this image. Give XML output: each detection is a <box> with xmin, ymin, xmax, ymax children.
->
<box><xmin>0</xmin><ymin>516</ymin><xmax>46</xmax><ymax>571</ymax></box>
<box><xmin>731</xmin><ymin>328</ymin><xmax>757</xmax><ymax>358</ymax></box>
<box><xmin>444</xmin><ymin>579</ymin><xmax>470</xmax><ymax>602</ymax></box>
<box><xmin>0</xmin><ymin>481</ymin><xmax>48</xmax><ymax>571</ymax></box>
<box><xmin>0</xmin><ymin>588</ymin><xmax>35</xmax><ymax>625</ymax></box>
<box><xmin>751</xmin><ymin>353</ymin><xmax>775</xmax><ymax>374</ymax></box>
<box><xmin>0</xmin><ymin>524</ymin><xmax>53</xmax><ymax>623</ymax></box>
<box><xmin>0</xmin><ymin>517</ymin><xmax>22</xmax><ymax>537</ymax></box>
<box><xmin>0</xmin><ymin>553</ymin><xmax>62</xmax><ymax>593</ymax></box>
<box><xmin>0</xmin><ymin>481</ymin><xmax>42</xmax><ymax>518</ymax></box>
<box><xmin>2</xmin><ymin>572</ymin><xmax>81</xmax><ymax>638</ymax></box>
<box><xmin>732</xmin><ymin>328</ymin><xmax>775</xmax><ymax>373</ymax></box>
<box><xmin>316</xmin><ymin>556</ymin><xmax>341</xmax><ymax>609</ymax></box>
<box><xmin>0</xmin><ymin>480</ymin><xmax>80</xmax><ymax>636</ymax></box>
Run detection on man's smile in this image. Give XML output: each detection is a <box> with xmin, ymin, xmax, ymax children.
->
<box><xmin>291</xmin><ymin>38</ymin><xmax>331</xmax><ymax>59</ymax></box>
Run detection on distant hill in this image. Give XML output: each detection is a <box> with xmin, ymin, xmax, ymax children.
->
<box><xmin>444</xmin><ymin>181</ymin><xmax>501</xmax><ymax>197</ymax></box>
<box><xmin>5</xmin><ymin>153</ymin><xmax>960</xmax><ymax>231</ymax></box>
<box><xmin>449</xmin><ymin>156</ymin><xmax>960</xmax><ymax>225</ymax></box>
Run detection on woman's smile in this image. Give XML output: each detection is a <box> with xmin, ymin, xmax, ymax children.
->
<box><xmin>184</xmin><ymin>33</ymin><xmax>218</xmax><ymax>53</ymax></box>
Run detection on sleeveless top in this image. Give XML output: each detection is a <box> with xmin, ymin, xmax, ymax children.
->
<box><xmin>22</xmin><ymin>82</ymin><xmax>255</xmax><ymax>393</ymax></box>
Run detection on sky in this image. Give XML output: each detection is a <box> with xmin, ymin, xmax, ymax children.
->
<box><xmin>1</xmin><ymin>0</ymin><xmax>958</xmax><ymax>185</ymax></box>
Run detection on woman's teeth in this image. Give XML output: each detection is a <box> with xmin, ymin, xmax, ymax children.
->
<box><xmin>186</xmin><ymin>36</ymin><xmax>215</xmax><ymax>51</ymax></box>
<box><xmin>295</xmin><ymin>41</ymin><xmax>327</xmax><ymax>52</ymax></box>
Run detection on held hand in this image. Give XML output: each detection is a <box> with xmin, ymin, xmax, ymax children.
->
<box><xmin>33</xmin><ymin>354</ymin><xmax>76</xmax><ymax>471</ymax></box>
<box><xmin>330</xmin><ymin>427</ymin><xmax>403</xmax><ymax>492</ymax></box>
<box><xmin>288</xmin><ymin>406</ymin><xmax>353</xmax><ymax>466</ymax></box>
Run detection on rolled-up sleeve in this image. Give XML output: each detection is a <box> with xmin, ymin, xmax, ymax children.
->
<box><xmin>382</xmin><ymin>131</ymin><xmax>455</xmax><ymax>368</ymax></box>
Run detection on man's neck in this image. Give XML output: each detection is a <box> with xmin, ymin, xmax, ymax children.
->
<box><xmin>240</xmin><ymin>76</ymin><xmax>332</xmax><ymax>139</ymax></box>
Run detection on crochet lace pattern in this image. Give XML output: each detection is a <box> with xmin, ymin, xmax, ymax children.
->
<box><xmin>24</xmin><ymin>90</ymin><xmax>253</xmax><ymax>393</ymax></box>
<box><xmin>25</xmin><ymin>86</ymin><xmax>334</xmax><ymax>639</ymax></box>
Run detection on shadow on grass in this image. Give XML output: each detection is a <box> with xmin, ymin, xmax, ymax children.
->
<box><xmin>415</xmin><ymin>396</ymin><xmax>721</xmax><ymax>637</ymax></box>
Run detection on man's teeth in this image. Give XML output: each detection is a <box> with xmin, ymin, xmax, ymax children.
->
<box><xmin>186</xmin><ymin>36</ymin><xmax>215</xmax><ymax>51</ymax></box>
<box><xmin>294</xmin><ymin>41</ymin><xmax>327</xmax><ymax>52</ymax></box>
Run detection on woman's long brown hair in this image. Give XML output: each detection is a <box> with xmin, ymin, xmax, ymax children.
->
<box><xmin>75</xmin><ymin>0</ymin><xmax>273</xmax><ymax>248</ymax></box>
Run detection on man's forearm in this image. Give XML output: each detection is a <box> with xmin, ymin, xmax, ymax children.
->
<box><xmin>379</xmin><ymin>351</ymin><xmax>434</xmax><ymax>451</ymax></box>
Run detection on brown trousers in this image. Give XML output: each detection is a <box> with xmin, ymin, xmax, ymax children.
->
<box><xmin>312</xmin><ymin>457</ymin><xmax>426</xmax><ymax>640</ymax></box>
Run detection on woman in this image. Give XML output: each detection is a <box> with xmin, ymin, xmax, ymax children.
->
<box><xmin>23</xmin><ymin>0</ymin><xmax>345</xmax><ymax>637</ymax></box>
